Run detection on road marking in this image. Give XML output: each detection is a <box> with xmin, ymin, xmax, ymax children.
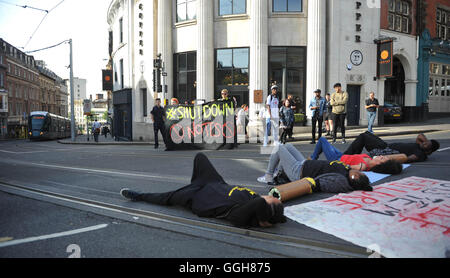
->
<box><xmin>0</xmin><ymin>181</ymin><xmax>368</xmax><ymax>257</ymax></box>
<box><xmin>0</xmin><ymin>149</ymin><xmax>48</xmax><ymax>154</ymax></box>
<box><xmin>0</xmin><ymin>224</ymin><xmax>108</xmax><ymax>248</ymax></box>
<box><xmin>438</xmin><ymin>147</ymin><xmax>450</xmax><ymax>152</ymax></box>
<box><xmin>0</xmin><ymin>148</ymin><xmax>85</xmax><ymax>154</ymax></box>
<box><xmin>0</xmin><ymin>159</ymin><xmax>267</xmax><ymax>189</ymax></box>
<box><xmin>0</xmin><ymin>237</ymin><xmax>14</xmax><ymax>243</ymax></box>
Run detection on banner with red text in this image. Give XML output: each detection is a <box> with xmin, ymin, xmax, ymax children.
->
<box><xmin>164</xmin><ymin>100</ymin><xmax>237</xmax><ymax>150</ymax></box>
<box><xmin>285</xmin><ymin>176</ymin><xmax>450</xmax><ymax>258</ymax></box>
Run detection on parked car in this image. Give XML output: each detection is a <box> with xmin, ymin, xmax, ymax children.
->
<box><xmin>383</xmin><ymin>102</ymin><xmax>402</xmax><ymax>122</ymax></box>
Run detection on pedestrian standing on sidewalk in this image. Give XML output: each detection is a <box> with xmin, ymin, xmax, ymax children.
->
<box><xmin>309</xmin><ymin>89</ymin><xmax>326</xmax><ymax>144</ymax></box>
<box><xmin>264</xmin><ymin>85</ymin><xmax>280</xmax><ymax>146</ymax></box>
<box><xmin>365</xmin><ymin>92</ymin><xmax>379</xmax><ymax>134</ymax></box>
<box><xmin>92</xmin><ymin>119</ymin><xmax>101</xmax><ymax>143</ymax></box>
<box><xmin>323</xmin><ymin>93</ymin><xmax>333</xmax><ymax>137</ymax></box>
<box><xmin>330</xmin><ymin>83</ymin><xmax>349</xmax><ymax>144</ymax></box>
<box><xmin>151</xmin><ymin>98</ymin><xmax>166</xmax><ymax>149</ymax></box>
<box><xmin>279</xmin><ymin>99</ymin><xmax>294</xmax><ymax>144</ymax></box>
<box><xmin>287</xmin><ymin>94</ymin><xmax>297</xmax><ymax>139</ymax></box>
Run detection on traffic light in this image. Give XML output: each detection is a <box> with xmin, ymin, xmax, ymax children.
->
<box><xmin>102</xmin><ymin>70</ymin><xmax>113</xmax><ymax>91</ymax></box>
<box><xmin>156</xmin><ymin>69</ymin><xmax>162</xmax><ymax>92</ymax></box>
<box><xmin>153</xmin><ymin>58</ymin><xmax>162</xmax><ymax>69</ymax></box>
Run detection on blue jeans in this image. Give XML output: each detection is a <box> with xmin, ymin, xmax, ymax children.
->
<box><xmin>367</xmin><ymin>111</ymin><xmax>377</xmax><ymax>133</ymax></box>
<box><xmin>311</xmin><ymin>137</ymin><xmax>343</xmax><ymax>161</ymax></box>
<box><xmin>266</xmin><ymin>143</ymin><xmax>305</xmax><ymax>181</ymax></box>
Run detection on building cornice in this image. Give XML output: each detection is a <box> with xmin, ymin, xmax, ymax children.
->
<box><xmin>107</xmin><ymin>0</ymin><xmax>126</xmax><ymax>26</ymax></box>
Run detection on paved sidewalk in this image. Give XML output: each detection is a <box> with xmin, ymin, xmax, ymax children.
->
<box><xmin>57</xmin><ymin>117</ymin><xmax>450</xmax><ymax>145</ymax></box>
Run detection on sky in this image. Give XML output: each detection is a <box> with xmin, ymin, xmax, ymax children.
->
<box><xmin>0</xmin><ymin>0</ymin><xmax>112</xmax><ymax>98</ymax></box>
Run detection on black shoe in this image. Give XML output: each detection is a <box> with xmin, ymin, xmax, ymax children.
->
<box><xmin>120</xmin><ymin>188</ymin><xmax>140</xmax><ymax>201</ymax></box>
<box><xmin>310</xmin><ymin>140</ymin><xmax>316</xmax><ymax>144</ymax></box>
<box><xmin>154</xmin><ymin>145</ymin><xmax>158</xmax><ymax>149</ymax></box>
<box><xmin>332</xmin><ymin>139</ymin><xmax>336</xmax><ymax>144</ymax></box>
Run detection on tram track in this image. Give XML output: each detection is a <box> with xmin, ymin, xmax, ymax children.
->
<box><xmin>0</xmin><ymin>179</ymin><xmax>368</xmax><ymax>258</ymax></box>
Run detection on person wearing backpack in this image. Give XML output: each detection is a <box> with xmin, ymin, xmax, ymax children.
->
<box><xmin>263</xmin><ymin>85</ymin><xmax>280</xmax><ymax>147</ymax></box>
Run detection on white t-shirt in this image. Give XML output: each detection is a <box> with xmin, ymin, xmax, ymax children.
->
<box><xmin>266</xmin><ymin>94</ymin><xmax>279</xmax><ymax>119</ymax></box>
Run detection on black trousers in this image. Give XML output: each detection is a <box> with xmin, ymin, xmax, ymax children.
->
<box><xmin>344</xmin><ymin>131</ymin><xmax>388</xmax><ymax>155</ymax></box>
<box><xmin>137</xmin><ymin>153</ymin><xmax>225</xmax><ymax>207</ymax></box>
<box><xmin>332</xmin><ymin>113</ymin><xmax>346</xmax><ymax>140</ymax></box>
<box><xmin>280</xmin><ymin>127</ymin><xmax>290</xmax><ymax>144</ymax></box>
<box><xmin>312</xmin><ymin>114</ymin><xmax>323</xmax><ymax>141</ymax></box>
<box><xmin>93</xmin><ymin>131</ymin><xmax>99</xmax><ymax>142</ymax></box>
<box><xmin>154</xmin><ymin>122</ymin><xmax>166</xmax><ymax>147</ymax></box>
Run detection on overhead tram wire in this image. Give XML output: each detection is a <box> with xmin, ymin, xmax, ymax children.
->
<box><xmin>24</xmin><ymin>39</ymin><xmax>70</xmax><ymax>54</ymax></box>
<box><xmin>3</xmin><ymin>0</ymin><xmax>67</xmax><ymax>50</ymax></box>
<box><xmin>0</xmin><ymin>0</ymin><xmax>48</xmax><ymax>12</ymax></box>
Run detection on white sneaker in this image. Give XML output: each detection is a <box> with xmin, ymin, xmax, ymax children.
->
<box><xmin>257</xmin><ymin>175</ymin><xmax>273</xmax><ymax>184</ymax></box>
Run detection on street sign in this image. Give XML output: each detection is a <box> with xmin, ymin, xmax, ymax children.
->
<box><xmin>102</xmin><ymin>69</ymin><xmax>113</xmax><ymax>91</ymax></box>
<box><xmin>83</xmin><ymin>99</ymin><xmax>91</xmax><ymax>115</ymax></box>
<box><xmin>376</xmin><ymin>40</ymin><xmax>393</xmax><ymax>78</ymax></box>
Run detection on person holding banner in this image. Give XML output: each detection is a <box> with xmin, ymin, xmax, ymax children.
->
<box><xmin>120</xmin><ymin>153</ymin><xmax>286</xmax><ymax>228</ymax></box>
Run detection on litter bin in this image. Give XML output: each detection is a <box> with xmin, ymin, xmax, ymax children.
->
<box><xmin>377</xmin><ymin>106</ymin><xmax>384</xmax><ymax>127</ymax></box>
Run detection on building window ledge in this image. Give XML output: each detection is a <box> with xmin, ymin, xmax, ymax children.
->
<box><xmin>174</xmin><ymin>19</ymin><xmax>197</xmax><ymax>28</ymax></box>
<box><xmin>215</xmin><ymin>14</ymin><xmax>249</xmax><ymax>22</ymax></box>
<box><xmin>269</xmin><ymin>12</ymin><xmax>305</xmax><ymax>19</ymax></box>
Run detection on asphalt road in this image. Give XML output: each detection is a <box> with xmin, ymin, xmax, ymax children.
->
<box><xmin>0</xmin><ymin>130</ymin><xmax>449</xmax><ymax>259</ymax></box>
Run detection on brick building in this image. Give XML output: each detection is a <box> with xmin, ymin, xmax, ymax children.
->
<box><xmin>1</xmin><ymin>39</ymin><xmax>41</xmax><ymax>138</ymax></box>
<box><xmin>0</xmin><ymin>42</ymin><xmax>7</xmax><ymax>139</ymax></box>
<box><xmin>0</xmin><ymin>38</ymin><xmax>70</xmax><ymax>138</ymax></box>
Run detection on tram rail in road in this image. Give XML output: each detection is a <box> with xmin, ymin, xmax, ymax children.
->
<box><xmin>0</xmin><ymin>180</ymin><xmax>369</xmax><ymax>258</ymax></box>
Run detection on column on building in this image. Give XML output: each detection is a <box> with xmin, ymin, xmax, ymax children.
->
<box><xmin>247</xmin><ymin>0</ymin><xmax>268</xmax><ymax>141</ymax></box>
<box><xmin>196</xmin><ymin>0</ymin><xmax>214</xmax><ymax>102</ymax></box>
<box><xmin>157</xmin><ymin>0</ymin><xmax>173</xmax><ymax>101</ymax></box>
<box><xmin>305</xmin><ymin>0</ymin><xmax>326</xmax><ymax>122</ymax></box>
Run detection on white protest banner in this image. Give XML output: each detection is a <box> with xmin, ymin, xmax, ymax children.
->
<box><xmin>285</xmin><ymin>176</ymin><xmax>450</xmax><ymax>258</ymax></box>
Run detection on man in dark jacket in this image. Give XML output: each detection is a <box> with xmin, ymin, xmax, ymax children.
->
<box><xmin>120</xmin><ymin>153</ymin><xmax>286</xmax><ymax>228</ymax></box>
<box><xmin>151</xmin><ymin>98</ymin><xmax>166</xmax><ymax>149</ymax></box>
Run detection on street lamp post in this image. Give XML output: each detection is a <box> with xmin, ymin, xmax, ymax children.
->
<box><xmin>69</xmin><ymin>39</ymin><xmax>75</xmax><ymax>142</ymax></box>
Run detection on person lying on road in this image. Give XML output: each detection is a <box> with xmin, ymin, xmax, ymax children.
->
<box><xmin>257</xmin><ymin>143</ymin><xmax>372</xmax><ymax>192</ymax></box>
<box><xmin>310</xmin><ymin>137</ymin><xmax>403</xmax><ymax>174</ymax></box>
<box><xmin>120</xmin><ymin>153</ymin><xmax>286</xmax><ymax>228</ymax></box>
<box><xmin>344</xmin><ymin>131</ymin><xmax>440</xmax><ymax>163</ymax></box>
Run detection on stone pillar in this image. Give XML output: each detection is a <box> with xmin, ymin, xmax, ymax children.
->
<box><xmin>247</xmin><ymin>0</ymin><xmax>268</xmax><ymax>143</ymax></box>
<box><xmin>305</xmin><ymin>0</ymin><xmax>326</xmax><ymax>121</ymax></box>
<box><xmin>157</xmin><ymin>0</ymin><xmax>173</xmax><ymax>101</ymax></box>
<box><xmin>197</xmin><ymin>0</ymin><xmax>214</xmax><ymax>102</ymax></box>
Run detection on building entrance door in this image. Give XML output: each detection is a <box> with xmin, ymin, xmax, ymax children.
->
<box><xmin>346</xmin><ymin>85</ymin><xmax>361</xmax><ymax>126</ymax></box>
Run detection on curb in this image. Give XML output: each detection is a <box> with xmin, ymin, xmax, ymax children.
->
<box><xmin>57</xmin><ymin>129</ymin><xmax>442</xmax><ymax>146</ymax></box>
